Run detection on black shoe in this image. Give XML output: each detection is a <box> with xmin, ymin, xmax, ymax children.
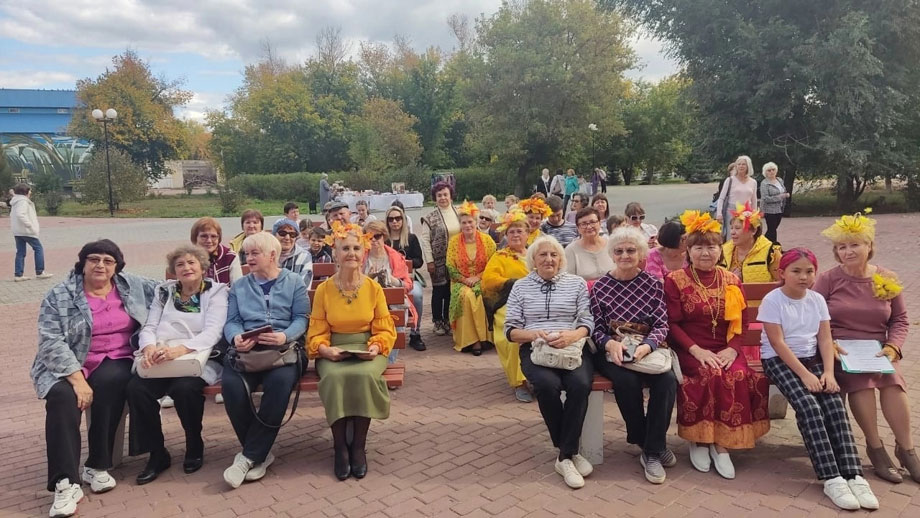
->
<box><xmin>472</xmin><ymin>347</ymin><xmax>482</xmax><ymax>357</ymax></box>
<box><xmin>334</xmin><ymin>446</ymin><xmax>351</xmax><ymax>481</ymax></box>
<box><xmin>409</xmin><ymin>334</ymin><xmax>426</xmax><ymax>351</ymax></box>
<box><xmin>183</xmin><ymin>455</ymin><xmax>204</xmax><ymax>474</ymax></box>
<box><xmin>136</xmin><ymin>449</ymin><xmax>171</xmax><ymax>485</ymax></box>
<box><xmin>183</xmin><ymin>436</ymin><xmax>204</xmax><ymax>474</ymax></box>
<box><xmin>350</xmin><ymin>447</ymin><xmax>367</xmax><ymax>479</ymax></box>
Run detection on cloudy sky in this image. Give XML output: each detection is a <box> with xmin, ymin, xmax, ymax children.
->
<box><xmin>0</xmin><ymin>0</ymin><xmax>679</xmax><ymax>121</ymax></box>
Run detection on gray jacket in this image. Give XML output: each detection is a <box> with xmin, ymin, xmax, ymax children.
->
<box><xmin>31</xmin><ymin>271</ymin><xmax>156</xmax><ymax>398</ymax></box>
<box><xmin>760</xmin><ymin>179</ymin><xmax>786</xmax><ymax>215</ymax></box>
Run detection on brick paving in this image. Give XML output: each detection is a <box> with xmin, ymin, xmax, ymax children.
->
<box><xmin>1</xmin><ymin>213</ymin><xmax>919</xmax><ymax>517</ymax></box>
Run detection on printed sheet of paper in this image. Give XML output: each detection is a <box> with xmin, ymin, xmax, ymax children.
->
<box><xmin>837</xmin><ymin>339</ymin><xmax>895</xmax><ymax>374</ymax></box>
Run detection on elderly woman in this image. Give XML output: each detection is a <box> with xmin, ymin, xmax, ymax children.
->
<box><xmin>478</xmin><ymin>208</ymin><xmax>501</xmax><ymax>242</ymax></box>
<box><xmin>716</xmin><ymin>156</ymin><xmax>758</xmax><ymax>239</ymax></box>
<box><xmin>591</xmin><ymin>194</ymin><xmax>610</xmax><ymax>235</ymax></box>
<box><xmin>565</xmin><ymin>208</ymin><xmax>615</xmax><ymax>289</ymax></box>
<box><xmin>590</xmin><ymin>228</ymin><xmax>676</xmax><ymax>484</ymax></box>
<box><xmin>308</xmin><ymin>222</ymin><xmax>397</xmax><ymax>481</ymax></box>
<box><xmin>33</xmin><ymin>240</ymin><xmax>155</xmax><ymax>518</ymax></box>
<box><xmin>447</xmin><ymin>201</ymin><xmax>497</xmax><ymax>355</ymax></box>
<box><xmin>718</xmin><ymin>202</ymin><xmax>780</xmax><ymax>282</ymax></box>
<box><xmin>385</xmin><ymin>205</ymin><xmax>426</xmax><ymax>351</ymax></box>
<box><xmin>220</xmin><ymin>232</ymin><xmax>309</xmax><ymax>489</ymax></box>
<box><xmin>421</xmin><ymin>181</ymin><xmax>460</xmax><ymax>336</ymax></box>
<box><xmin>272</xmin><ymin>217</ymin><xmax>314</xmax><ymax>286</ymax></box>
<box><xmin>482</xmin><ymin>194</ymin><xmax>497</xmax><ymax>211</ymax></box>
<box><xmin>483</xmin><ymin>210</ymin><xmax>532</xmax><ymax>402</ymax></box>
<box><xmin>760</xmin><ymin>162</ymin><xmax>789</xmax><ymax>243</ymax></box>
<box><xmin>506</xmin><ymin>236</ymin><xmax>595</xmax><ymax>489</ymax></box>
<box><xmin>663</xmin><ymin>211</ymin><xmax>769</xmax><ymax>479</ymax></box>
<box><xmin>519</xmin><ymin>197</ymin><xmax>551</xmax><ymax>245</ymax></box>
<box><xmin>645</xmin><ymin>221</ymin><xmax>687</xmax><ymax>281</ymax></box>
<box><xmin>813</xmin><ymin>212</ymin><xmax>917</xmax><ymax>483</ymax></box>
<box><xmin>191</xmin><ymin>217</ymin><xmax>243</xmax><ymax>285</ymax></box>
<box><xmin>229</xmin><ymin>209</ymin><xmax>264</xmax><ymax>261</ymax></box>
<box><xmin>625</xmin><ymin>202</ymin><xmax>659</xmax><ymax>247</ymax></box>
<box><xmin>126</xmin><ymin>245</ymin><xmax>228</xmax><ymax>484</ymax></box>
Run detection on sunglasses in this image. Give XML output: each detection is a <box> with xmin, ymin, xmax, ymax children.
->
<box><xmin>629</xmin><ymin>215</ymin><xmax>646</xmax><ymax>221</ymax></box>
<box><xmin>479</xmin><ymin>216</ymin><xmax>493</xmax><ymax>222</ymax></box>
<box><xmin>277</xmin><ymin>230</ymin><xmax>297</xmax><ymax>238</ymax></box>
<box><xmin>387</xmin><ymin>216</ymin><xmax>403</xmax><ymax>222</ymax></box>
<box><xmin>372</xmin><ymin>233</ymin><xmax>386</xmax><ymax>240</ymax></box>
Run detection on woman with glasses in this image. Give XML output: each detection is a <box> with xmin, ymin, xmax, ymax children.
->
<box><xmin>271</xmin><ymin>218</ymin><xmax>314</xmax><ymax>286</ymax></box>
<box><xmin>191</xmin><ymin>217</ymin><xmax>243</xmax><ymax>285</ymax></box>
<box><xmin>565</xmin><ymin>208</ymin><xmax>615</xmax><ymax>290</ymax></box>
<box><xmin>446</xmin><ymin>202</ymin><xmax>497</xmax><ymax>355</ymax></box>
<box><xmin>478</xmin><ymin>208</ymin><xmax>500</xmax><ymax>242</ymax></box>
<box><xmin>364</xmin><ymin>220</ymin><xmax>416</xmax><ymax>361</ymax></box>
<box><xmin>625</xmin><ymin>202</ymin><xmax>659</xmax><ymax>247</ymax></box>
<box><xmin>384</xmin><ymin>206</ymin><xmax>426</xmax><ymax>351</ymax></box>
<box><xmin>565</xmin><ymin>193</ymin><xmax>586</xmax><ymax>225</ymax></box>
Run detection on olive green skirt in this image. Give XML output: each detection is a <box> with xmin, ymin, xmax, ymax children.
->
<box><xmin>315</xmin><ymin>332</ymin><xmax>390</xmax><ymax>425</ymax></box>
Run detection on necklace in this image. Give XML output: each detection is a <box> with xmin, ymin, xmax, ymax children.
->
<box><xmin>333</xmin><ymin>273</ymin><xmax>363</xmax><ymax>304</ymax></box>
<box><xmin>689</xmin><ymin>266</ymin><xmax>724</xmax><ymax>337</ymax></box>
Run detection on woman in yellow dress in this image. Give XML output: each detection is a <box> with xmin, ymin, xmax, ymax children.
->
<box><xmin>307</xmin><ymin>221</ymin><xmax>397</xmax><ymax>481</ymax></box>
<box><xmin>447</xmin><ymin>201</ymin><xmax>497</xmax><ymax>354</ymax></box>
<box><xmin>483</xmin><ymin>210</ymin><xmax>532</xmax><ymax>402</ymax></box>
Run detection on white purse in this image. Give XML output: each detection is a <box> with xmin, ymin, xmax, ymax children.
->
<box><xmin>135</xmin><ymin>320</ymin><xmax>212</xmax><ymax>379</ymax></box>
<box><xmin>530</xmin><ymin>335</ymin><xmax>586</xmax><ymax>370</ymax></box>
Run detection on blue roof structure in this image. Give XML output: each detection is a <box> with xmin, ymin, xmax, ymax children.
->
<box><xmin>0</xmin><ymin>88</ymin><xmax>78</xmax><ymax>134</ymax></box>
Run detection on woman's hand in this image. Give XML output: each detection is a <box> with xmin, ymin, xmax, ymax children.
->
<box><xmin>716</xmin><ymin>348</ymin><xmax>738</xmax><ymax>369</ymax></box>
<box><xmin>319</xmin><ymin>346</ymin><xmax>349</xmax><ymax>361</ymax></box>
<box><xmin>548</xmin><ymin>330</ymin><xmax>582</xmax><ymax>349</ymax></box>
<box><xmin>800</xmin><ymin>371</ymin><xmax>824</xmax><ymax>393</ymax></box>
<box><xmin>234</xmin><ymin>334</ymin><xmax>257</xmax><ymax>352</ymax></box>
<box><xmin>783</xmin><ymin>192</ymin><xmax>791</xmax><ymax>199</ymax></box>
<box><xmin>161</xmin><ymin>345</ymin><xmax>193</xmax><ymax>361</ymax></box>
<box><xmin>878</xmin><ymin>344</ymin><xmax>900</xmax><ymax>363</ymax></box>
<box><xmin>634</xmin><ymin>344</ymin><xmax>652</xmax><ymax>362</ymax></box>
<box><xmin>427</xmin><ymin>263</ymin><xmax>435</xmax><ymax>274</ymax></box>
<box><xmin>605</xmin><ymin>339</ymin><xmax>627</xmax><ymax>366</ymax></box>
<box><xmin>142</xmin><ymin>345</ymin><xmax>159</xmax><ymax>369</ymax></box>
<box><xmin>257</xmin><ymin>332</ymin><xmax>288</xmax><ymax>346</ymax></box>
<box><xmin>691</xmin><ymin>346</ymin><xmax>723</xmax><ymax>370</ymax></box>
<box><xmin>363</xmin><ymin>345</ymin><xmax>381</xmax><ymax>360</ymax></box>
<box><xmin>66</xmin><ymin>372</ymin><xmax>93</xmax><ymax>411</ymax></box>
<box><xmin>821</xmin><ymin>372</ymin><xmax>840</xmax><ymax>393</ymax></box>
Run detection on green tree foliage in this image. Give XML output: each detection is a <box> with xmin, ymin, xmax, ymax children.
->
<box><xmin>178</xmin><ymin>120</ymin><xmax>212</xmax><ymax>160</ymax></box>
<box><xmin>464</xmin><ymin>0</ymin><xmax>635</xmax><ymax>194</ymax></box>
<box><xmin>348</xmin><ymin>98</ymin><xmax>422</xmax><ymax>171</ymax></box>
<box><xmin>80</xmin><ymin>148</ymin><xmax>147</xmax><ymax>209</ymax></box>
<box><xmin>607</xmin><ymin>0</ymin><xmax>920</xmax><ymax>209</ymax></box>
<box><xmin>69</xmin><ymin>50</ymin><xmax>192</xmax><ymax>181</ymax></box>
<box><xmin>0</xmin><ymin>147</ymin><xmax>12</xmax><ymax>195</ymax></box>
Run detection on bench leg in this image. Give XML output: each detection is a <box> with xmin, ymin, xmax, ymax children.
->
<box><xmin>84</xmin><ymin>403</ymin><xmax>129</xmax><ymax>468</ymax></box>
<box><xmin>579</xmin><ymin>391</ymin><xmax>605</xmax><ymax>465</ymax></box>
<box><xmin>768</xmin><ymin>385</ymin><xmax>788</xmax><ymax>420</ymax></box>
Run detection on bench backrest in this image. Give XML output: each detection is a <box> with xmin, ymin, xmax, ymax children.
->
<box><xmin>740</xmin><ymin>281</ymin><xmax>780</xmax><ymax>363</ymax></box>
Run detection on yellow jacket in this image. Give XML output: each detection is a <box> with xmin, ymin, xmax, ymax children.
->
<box><xmin>720</xmin><ymin>235</ymin><xmax>780</xmax><ymax>282</ymax></box>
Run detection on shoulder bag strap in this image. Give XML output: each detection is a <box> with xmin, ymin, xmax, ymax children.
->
<box><xmin>235</xmin><ymin>346</ymin><xmax>303</xmax><ymax>429</ymax></box>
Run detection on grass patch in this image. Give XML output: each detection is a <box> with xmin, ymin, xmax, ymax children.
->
<box><xmin>43</xmin><ymin>195</ymin><xmax>291</xmax><ymax>219</ymax></box>
<box><xmin>790</xmin><ymin>188</ymin><xmax>910</xmax><ymax>217</ymax></box>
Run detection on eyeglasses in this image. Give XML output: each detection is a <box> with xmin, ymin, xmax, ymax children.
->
<box><xmin>629</xmin><ymin>215</ymin><xmax>645</xmax><ymax>221</ymax></box>
<box><xmin>372</xmin><ymin>233</ymin><xmax>385</xmax><ymax>240</ymax></box>
<box><xmin>387</xmin><ymin>216</ymin><xmax>403</xmax><ymax>222</ymax></box>
<box><xmin>613</xmin><ymin>248</ymin><xmax>638</xmax><ymax>256</ymax></box>
<box><xmin>276</xmin><ymin>231</ymin><xmax>297</xmax><ymax>238</ymax></box>
<box><xmin>577</xmin><ymin>219</ymin><xmax>599</xmax><ymax>228</ymax></box>
<box><xmin>197</xmin><ymin>233</ymin><xmax>220</xmax><ymax>241</ymax></box>
<box><xmin>86</xmin><ymin>255</ymin><xmax>117</xmax><ymax>267</ymax></box>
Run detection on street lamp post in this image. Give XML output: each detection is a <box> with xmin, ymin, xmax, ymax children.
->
<box><xmin>588</xmin><ymin>123</ymin><xmax>598</xmax><ymax>168</ymax></box>
<box><xmin>91</xmin><ymin>108</ymin><xmax>118</xmax><ymax>216</ymax></box>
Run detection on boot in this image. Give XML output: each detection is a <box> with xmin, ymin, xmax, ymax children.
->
<box><xmin>895</xmin><ymin>443</ymin><xmax>920</xmax><ymax>483</ymax></box>
<box><xmin>866</xmin><ymin>444</ymin><xmax>903</xmax><ymax>483</ymax></box>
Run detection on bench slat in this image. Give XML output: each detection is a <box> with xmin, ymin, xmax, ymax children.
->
<box><xmin>203</xmin><ymin>365</ymin><xmax>406</xmax><ymax>395</ymax></box>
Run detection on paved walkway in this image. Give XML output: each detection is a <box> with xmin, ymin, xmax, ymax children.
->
<box><xmin>1</xmin><ymin>212</ymin><xmax>918</xmax><ymax>517</ymax></box>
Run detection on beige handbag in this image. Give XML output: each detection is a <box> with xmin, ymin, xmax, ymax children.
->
<box><xmin>135</xmin><ymin>321</ymin><xmax>212</xmax><ymax>379</ymax></box>
<box><xmin>531</xmin><ymin>334</ymin><xmax>586</xmax><ymax>370</ymax></box>
<box><xmin>613</xmin><ymin>326</ymin><xmax>683</xmax><ymax>383</ymax></box>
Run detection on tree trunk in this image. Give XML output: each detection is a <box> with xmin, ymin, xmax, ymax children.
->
<box><xmin>622</xmin><ymin>167</ymin><xmax>633</xmax><ymax>185</ymax></box>
<box><xmin>516</xmin><ymin>161</ymin><xmax>535</xmax><ymax>198</ymax></box>
<box><xmin>836</xmin><ymin>170</ymin><xmax>856</xmax><ymax>212</ymax></box>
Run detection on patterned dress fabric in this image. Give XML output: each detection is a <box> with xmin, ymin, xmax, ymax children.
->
<box><xmin>447</xmin><ymin>232</ymin><xmax>496</xmax><ymax>351</ymax></box>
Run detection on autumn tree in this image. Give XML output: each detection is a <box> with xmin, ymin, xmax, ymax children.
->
<box><xmin>348</xmin><ymin>98</ymin><xmax>422</xmax><ymax>171</ymax></box>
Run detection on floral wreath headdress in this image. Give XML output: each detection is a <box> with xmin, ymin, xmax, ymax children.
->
<box><xmin>729</xmin><ymin>201</ymin><xmax>763</xmax><ymax>232</ymax></box>
<box><xmin>456</xmin><ymin>200</ymin><xmax>480</xmax><ymax>218</ymax></box>
<box><xmin>821</xmin><ymin>208</ymin><xmax>876</xmax><ymax>243</ymax></box>
<box><xmin>324</xmin><ymin>220</ymin><xmax>372</xmax><ymax>249</ymax></box>
<box><xmin>679</xmin><ymin>209</ymin><xmax>721</xmax><ymax>235</ymax></box>
<box><xmin>518</xmin><ymin>197</ymin><xmax>552</xmax><ymax>218</ymax></box>
<box><xmin>497</xmin><ymin>209</ymin><xmax>528</xmax><ymax>232</ymax></box>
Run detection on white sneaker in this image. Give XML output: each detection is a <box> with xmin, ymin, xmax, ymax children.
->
<box><xmin>847</xmin><ymin>475</ymin><xmax>880</xmax><ymax>510</ymax></box>
<box><xmin>36</xmin><ymin>272</ymin><xmax>54</xmax><ymax>279</ymax></box>
<box><xmin>159</xmin><ymin>396</ymin><xmax>175</xmax><ymax>408</ymax></box>
<box><xmin>244</xmin><ymin>452</ymin><xmax>275</xmax><ymax>481</ymax></box>
<box><xmin>571</xmin><ymin>453</ymin><xmax>593</xmax><ymax>477</ymax></box>
<box><xmin>688</xmin><ymin>442</ymin><xmax>710</xmax><ymax>473</ymax></box>
<box><xmin>223</xmin><ymin>452</ymin><xmax>254</xmax><ymax>489</ymax></box>
<box><xmin>14</xmin><ymin>276</ymin><xmax>31</xmax><ymax>282</ymax></box>
<box><xmin>824</xmin><ymin>476</ymin><xmax>860</xmax><ymax>510</ymax></box>
<box><xmin>81</xmin><ymin>467</ymin><xmax>116</xmax><ymax>493</ymax></box>
<box><xmin>214</xmin><ymin>393</ymin><xmax>224</xmax><ymax>404</ymax></box>
<box><xmin>554</xmin><ymin>458</ymin><xmax>585</xmax><ymax>489</ymax></box>
<box><xmin>49</xmin><ymin>478</ymin><xmax>83</xmax><ymax>518</ymax></box>
<box><xmin>709</xmin><ymin>444</ymin><xmax>735</xmax><ymax>479</ymax></box>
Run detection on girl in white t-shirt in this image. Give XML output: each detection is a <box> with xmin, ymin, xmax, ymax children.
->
<box><xmin>758</xmin><ymin>248</ymin><xmax>879</xmax><ymax>511</ymax></box>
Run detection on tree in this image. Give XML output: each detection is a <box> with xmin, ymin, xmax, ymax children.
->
<box><xmin>178</xmin><ymin>120</ymin><xmax>212</xmax><ymax>160</ymax></box>
<box><xmin>348</xmin><ymin>98</ymin><xmax>422</xmax><ymax>171</ymax></box>
<box><xmin>0</xmin><ymin>146</ymin><xmax>12</xmax><ymax>195</ymax></box>
<box><xmin>80</xmin><ymin>148</ymin><xmax>147</xmax><ymax>209</ymax></box>
<box><xmin>464</xmin><ymin>0</ymin><xmax>635</xmax><ymax>194</ymax></box>
<box><xmin>69</xmin><ymin>50</ymin><xmax>192</xmax><ymax>181</ymax></box>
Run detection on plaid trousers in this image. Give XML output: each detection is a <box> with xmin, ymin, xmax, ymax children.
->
<box><xmin>762</xmin><ymin>356</ymin><xmax>862</xmax><ymax>480</ymax></box>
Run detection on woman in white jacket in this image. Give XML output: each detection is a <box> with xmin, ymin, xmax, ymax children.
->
<box><xmin>10</xmin><ymin>183</ymin><xmax>52</xmax><ymax>281</ymax></box>
<box><xmin>125</xmin><ymin>244</ymin><xmax>228</xmax><ymax>485</ymax></box>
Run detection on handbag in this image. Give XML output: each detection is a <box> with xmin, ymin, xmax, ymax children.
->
<box><xmin>530</xmin><ymin>334</ymin><xmax>586</xmax><ymax>370</ymax></box>
<box><xmin>228</xmin><ymin>336</ymin><xmax>304</xmax><ymax>429</ymax></box>
<box><xmin>612</xmin><ymin>325</ymin><xmax>683</xmax><ymax>383</ymax></box>
<box><xmin>134</xmin><ymin>320</ymin><xmax>212</xmax><ymax>379</ymax></box>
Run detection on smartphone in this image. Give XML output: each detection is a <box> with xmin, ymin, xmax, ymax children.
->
<box><xmin>239</xmin><ymin>325</ymin><xmax>273</xmax><ymax>341</ymax></box>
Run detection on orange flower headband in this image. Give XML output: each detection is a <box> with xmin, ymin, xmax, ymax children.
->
<box><xmin>821</xmin><ymin>208</ymin><xmax>875</xmax><ymax>243</ymax></box>
<box><xmin>679</xmin><ymin>209</ymin><xmax>721</xmax><ymax>235</ymax></box>
<box><xmin>457</xmin><ymin>200</ymin><xmax>480</xmax><ymax>218</ymax></box>
<box><xmin>497</xmin><ymin>209</ymin><xmax>527</xmax><ymax>232</ymax></box>
<box><xmin>324</xmin><ymin>220</ymin><xmax>371</xmax><ymax>249</ymax></box>
<box><xmin>729</xmin><ymin>201</ymin><xmax>763</xmax><ymax>232</ymax></box>
<box><xmin>518</xmin><ymin>197</ymin><xmax>552</xmax><ymax>218</ymax></box>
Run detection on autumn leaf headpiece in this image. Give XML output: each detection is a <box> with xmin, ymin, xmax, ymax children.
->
<box><xmin>518</xmin><ymin>197</ymin><xmax>552</xmax><ymax>218</ymax></box>
<box><xmin>729</xmin><ymin>201</ymin><xmax>763</xmax><ymax>232</ymax></box>
<box><xmin>679</xmin><ymin>209</ymin><xmax>722</xmax><ymax>235</ymax></box>
<box><xmin>324</xmin><ymin>220</ymin><xmax>371</xmax><ymax>249</ymax></box>
<box><xmin>497</xmin><ymin>209</ymin><xmax>528</xmax><ymax>232</ymax></box>
<box><xmin>456</xmin><ymin>200</ymin><xmax>480</xmax><ymax>218</ymax></box>
<box><xmin>821</xmin><ymin>208</ymin><xmax>876</xmax><ymax>243</ymax></box>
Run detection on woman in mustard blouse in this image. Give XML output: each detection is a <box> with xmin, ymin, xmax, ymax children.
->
<box><xmin>307</xmin><ymin>221</ymin><xmax>397</xmax><ymax>481</ymax></box>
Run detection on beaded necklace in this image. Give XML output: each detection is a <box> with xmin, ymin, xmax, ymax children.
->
<box><xmin>333</xmin><ymin>273</ymin><xmax>364</xmax><ymax>304</ymax></box>
<box><xmin>689</xmin><ymin>266</ymin><xmax>724</xmax><ymax>337</ymax></box>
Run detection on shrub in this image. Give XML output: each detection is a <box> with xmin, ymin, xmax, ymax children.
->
<box><xmin>40</xmin><ymin>191</ymin><xmax>64</xmax><ymax>216</ymax></box>
<box><xmin>79</xmin><ymin>149</ymin><xmax>147</xmax><ymax>209</ymax></box>
<box><xmin>218</xmin><ymin>182</ymin><xmax>245</xmax><ymax>215</ymax></box>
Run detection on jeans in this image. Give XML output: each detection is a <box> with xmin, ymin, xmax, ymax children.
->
<box><xmin>127</xmin><ymin>375</ymin><xmax>207</xmax><ymax>457</ymax></box>
<box><xmin>410</xmin><ymin>281</ymin><xmax>424</xmax><ymax>333</ymax></box>
<box><xmin>431</xmin><ymin>284</ymin><xmax>450</xmax><ymax>323</ymax></box>
<box><xmin>14</xmin><ymin>235</ymin><xmax>45</xmax><ymax>277</ymax></box>
<box><xmin>764</xmin><ymin>213</ymin><xmax>782</xmax><ymax>244</ymax></box>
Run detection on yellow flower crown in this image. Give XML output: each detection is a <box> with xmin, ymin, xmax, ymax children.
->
<box><xmin>821</xmin><ymin>208</ymin><xmax>875</xmax><ymax>243</ymax></box>
<box><xmin>679</xmin><ymin>209</ymin><xmax>721</xmax><ymax>235</ymax></box>
<box><xmin>497</xmin><ymin>209</ymin><xmax>528</xmax><ymax>232</ymax></box>
<box><xmin>518</xmin><ymin>197</ymin><xmax>552</xmax><ymax>218</ymax></box>
<box><xmin>729</xmin><ymin>201</ymin><xmax>763</xmax><ymax>232</ymax></box>
<box><xmin>324</xmin><ymin>220</ymin><xmax>371</xmax><ymax>249</ymax></box>
<box><xmin>457</xmin><ymin>200</ymin><xmax>480</xmax><ymax>218</ymax></box>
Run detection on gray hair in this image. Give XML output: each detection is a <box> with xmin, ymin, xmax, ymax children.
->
<box><xmin>735</xmin><ymin>155</ymin><xmax>755</xmax><ymax>179</ymax></box>
<box><xmin>166</xmin><ymin>244</ymin><xmax>211</xmax><ymax>276</ymax></box>
<box><xmin>762</xmin><ymin>161</ymin><xmax>778</xmax><ymax>174</ymax></box>
<box><xmin>242</xmin><ymin>232</ymin><xmax>281</xmax><ymax>266</ymax></box>
<box><xmin>607</xmin><ymin>227</ymin><xmax>649</xmax><ymax>261</ymax></box>
<box><xmin>526</xmin><ymin>235</ymin><xmax>567</xmax><ymax>271</ymax></box>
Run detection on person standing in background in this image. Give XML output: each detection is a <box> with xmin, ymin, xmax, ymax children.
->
<box><xmin>536</xmin><ymin>169</ymin><xmax>552</xmax><ymax>196</ymax></box>
<box><xmin>563</xmin><ymin>169</ymin><xmax>579</xmax><ymax>216</ymax></box>
<box><xmin>319</xmin><ymin>173</ymin><xmax>331</xmax><ymax>209</ymax></box>
<box><xmin>550</xmin><ymin>169</ymin><xmax>566</xmax><ymax>198</ymax></box>
<box><xmin>759</xmin><ymin>162</ymin><xmax>790</xmax><ymax>244</ymax></box>
<box><xmin>10</xmin><ymin>183</ymin><xmax>53</xmax><ymax>281</ymax></box>
<box><xmin>715</xmin><ymin>156</ymin><xmax>758</xmax><ymax>240</ymax></box>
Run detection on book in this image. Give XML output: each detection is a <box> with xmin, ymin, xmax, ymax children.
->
<box><xmin>837</xmin><ymin>339</ymin><xmax>895</xmax><ymax>374</ymax></box>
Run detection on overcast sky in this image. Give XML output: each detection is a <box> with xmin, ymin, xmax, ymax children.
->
<box><xmin>0</xmin><ymin>0</ymin><xmax>679</xmax><ymax>121</ymax></box>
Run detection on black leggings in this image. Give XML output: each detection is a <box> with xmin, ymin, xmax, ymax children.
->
<box><xmin>764</xmin><ymin>213</ymin><xmax>783</xmax><ymax>243</ymax></box>
<box><xmin>431</xmin><ymin>284</ymin><xmax>450</xmax><ymax>322</ymax></box>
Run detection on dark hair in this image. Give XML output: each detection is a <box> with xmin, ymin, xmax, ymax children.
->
<box><xmin>685</xmin><ymin>231</ymin><xmax>722</xmax><ymax>249</ymax></box>
<box><xmin>391</xmin><ymin>199</ymin><xmax>405</xmax><ymax>210</ymax></box>
<box><xmin>283</xmin><ymin>202</ymin><xmax>299</xmax><ymax>214</ymax></box>
<box><xmin>309</xmin><ymin>227</ymin><xmax>328</xmax><ymax>239</ymax></box>
<box><xmin>590</xmin><ymin>193</ymin><xmax>609</xmax><ymax>217</ymax></box>
<box><xmin>239</xmin><ymin>209</ymin><xmax>264</xmax><ymax>229</ymax></box>
<box><xmin>430</xmin><ymin>181</ymin><xmax>455</xmax><ymax>199</ymax></box>
<box><xmin>555</xmin><ymin>168</ymin><xmax>564</xmax><ymax>176</ymax></box>
<box><xmin>657</xmin><ymin>221</ymin><xmax>685</xmax><ymax>249</ymax></box>
<box><xmin>546</xmin><ymin>195</ymin><xmax>564</xmax><ymax>212</ymax></box>
<box><xmin>12</xmin><ymin>183</ymin><xmax>31</xmax><ymax>195</ymax></box>
<box><xmin>75</xmin><ymin>239</ymin><xmax>126</xmax><ymax>274</ymax></box>
<box><xmin>575</xmin><ymin>207</ymin><xmax>600</xmax><ymax>224</ymax></box>
<box><xmin>624</xmin><ymin>201</ymin><xmax>644</xmax><ymax>217</ymax></box>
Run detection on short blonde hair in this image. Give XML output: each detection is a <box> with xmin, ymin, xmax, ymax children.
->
<box><xmin>831</xmin><ymin>238</ymin><xmax>874</xmax><ymax>263</ymax></box>
<box><xmin>364</xmin><ymin>220</ymin><xmax>387</xmax><ymax>235</ymax></box>
<box><xmin>242</xmin><ymin>232</ymin><xmax>281</xmax><ymax>265</ymax></box>
<box><xmin>607</xmin><ymin>227</ymin><xmax>649</xmax><ymax>261</ymax></box>
<box><xmin>526</xmin><ymin>236</ymin><xmax>567</xmax><ymax>271</ymax></box>
<box><xmin>762</xmin><ymin>162</ymin><xmax>778</xmax><ymax>174</ymax></box>
<box><xmin>166</xmin><ymin>244</ymin><xmax>211</xmax><ymax>276</ymax></box>
<box><xmin>482</xmin><ymin>194</ymin><xmax>497</xmax><ymax>205</ymax></box>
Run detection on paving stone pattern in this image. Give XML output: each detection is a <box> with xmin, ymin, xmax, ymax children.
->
<box><xmin>1</xmin><ymin>213</ymin><xmax>919</xmax><ymax>517</ymax></box>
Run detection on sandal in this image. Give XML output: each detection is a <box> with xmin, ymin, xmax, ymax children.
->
<box><xmin>895</xmin><ymin>443</ymin><xmax>920</xmax><ymax>483</ymax></box>
<box><xmin>866</xmin><ymin>444</ymin><xmax>903</xmax><ymax>483</ymax></box>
